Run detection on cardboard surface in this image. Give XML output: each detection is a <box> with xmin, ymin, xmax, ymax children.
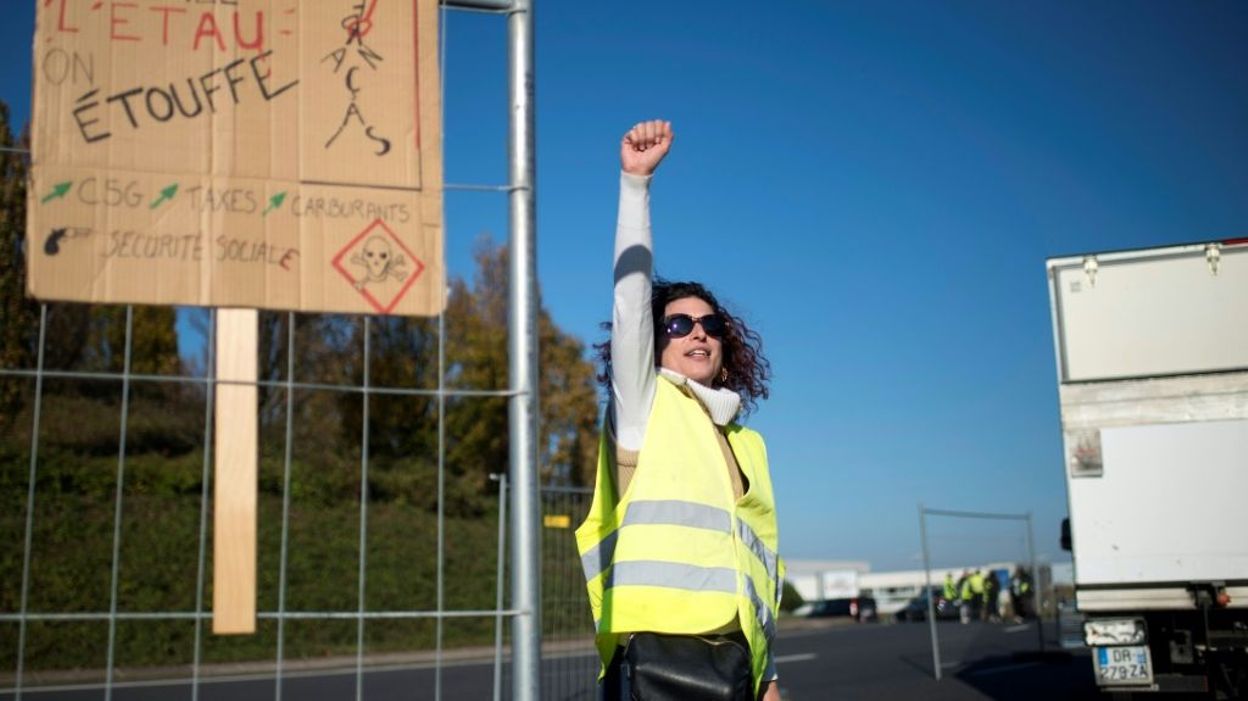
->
<box><xmin>29</xmin><ymin>0</ymin><xmax>444</xmax><ymax>316</ymax></box>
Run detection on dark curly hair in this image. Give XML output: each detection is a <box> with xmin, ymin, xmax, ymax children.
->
<box><xmin>595</xmin><ymin>279</ymin><xmax>771</xmax><ymax>417</ymax></box>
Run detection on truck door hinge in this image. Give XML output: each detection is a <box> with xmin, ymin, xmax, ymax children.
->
<box><xmin>1205</xmin><ymin>243</ymin><xmax>1222</xmax><ymax>276</ymax></box>
<box><xmin>1082</xmin><ymin>256</ymin><xmax>1099</xmax><ymax>288</ymax></box>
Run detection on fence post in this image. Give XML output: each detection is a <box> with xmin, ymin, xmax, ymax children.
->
<box><xmin>919</xmin><ymin>506</ymin><xmax>1043</xmax><ymax>678</ymax></box>
<box><xmin>507</xmin><ymin>0</ymin><xmax>541</xmax><ymax>699</ymax></box>
<box><xmin>1027</xmin><ymin>512</ymin><xmax>1044</xmax><ymax>654</ymax></box>
<box><xmin>918</xmin><ymin>504</ymin><xmax>942</xmax><ymax>681</ymax></box>
<box><xmin>493</xmin><ymin>473</ymin><xmax>509</xmax><ymax>701</ymax></box>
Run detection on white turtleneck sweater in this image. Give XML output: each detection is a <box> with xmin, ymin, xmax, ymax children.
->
<box><xmin>610</xmin><ymin>172</ymin><xmax>742</xmax><ymax>454</ymax></box>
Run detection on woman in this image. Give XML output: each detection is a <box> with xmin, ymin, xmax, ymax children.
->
<box><xmin>575</xmin><ymin>120</ymin><xmax>783</xmax><ymax>701</ymax></box>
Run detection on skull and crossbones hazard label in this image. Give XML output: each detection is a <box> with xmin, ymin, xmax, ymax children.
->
<box><xmin>353</xmin><ymin>236</ymin><xmax>408</xmax><ymax>289</ymax></box>
<box><xmin>331</xmin><ymin>218</ymin><xmax>425</xmax><ymax>313</ymax></box>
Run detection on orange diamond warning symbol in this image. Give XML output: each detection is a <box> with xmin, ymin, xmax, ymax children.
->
<box><xmin>331</xmin><ymin>219</ymin><xmax>425</xmax><ymax>314</ymax></box>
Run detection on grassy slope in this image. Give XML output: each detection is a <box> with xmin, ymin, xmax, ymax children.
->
<box><xmin>1</xmin><ymin>448</ymin><xmax>592</xmax><ymax>672</ymax></box>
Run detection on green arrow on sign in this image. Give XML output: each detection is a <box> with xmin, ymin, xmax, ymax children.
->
<box><xmin>262</xmin><ymin>191</ymin><xmax>288</xmax><ymax>216</ymax></box>
<box><xmin>41</xmin><ymin>181</ymin><xmax>72</xmax><ymax>204</ymax></box>
<box><xmin>150</xmin><ymin>183</ymin><xmax>179</xmax><ymax>209</ymax></box>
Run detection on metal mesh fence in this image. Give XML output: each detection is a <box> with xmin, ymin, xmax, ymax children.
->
<box><xmin>0</xmin><ymin>305</ymin><xmax>522</xmax><ymax>699</ymax></box>
<box><xmin>538</xmin><ymin>487</ymin><xmax>596</xmax><ymax>701</ymax></box>
<box><xmin>916</xmin><ymin>506</ymin><xmax>1056</xmax><ymax>683</ymax></box>
<box><xmin>0</xmin><ymin>1</ymin><xmax>583</xmax><ymax>699</ymax></box>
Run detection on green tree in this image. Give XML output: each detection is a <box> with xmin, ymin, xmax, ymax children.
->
<box><xmin>330</xmin><ymin>236</ymin><xmax>605</xmax><ymax>512</ymax></box>
<box><xmin>0</xmin><ymin>96</ymin><xmax>184</xmax><ymax>458</ymax></box>
<box><xmin>246</xmin><ymin>236</ymin><xmax>600</xmax><ymax>512</ymax></box>
<box><xmin>443</xmin><ymin>237</ymin><xmax>601</xmax><ymax>492</ymax></box>
<box><xmin>780</xmin><ymin>580</ymin><xmax>805</xmax><ymax>614</ymax></box>
<box><xmin>0</xmin><ymin>102</ymin><xmax>35</xmax><ymax>427</ymax></box>
<box><xmin>539</xmin><ymin>294</ymin><xmax>601</xmax><ymax>487</ymax></box>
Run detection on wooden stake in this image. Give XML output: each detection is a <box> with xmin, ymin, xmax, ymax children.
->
<box><xmin>213</xmin><ymin>308</ymin><xmax>258</xmax><ymax>634</ymax></box>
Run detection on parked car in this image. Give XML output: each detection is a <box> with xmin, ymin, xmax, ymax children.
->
<box><xmin>794</xmin><ymin>596</ymin><xmax>878</xmax><ymax>623</ymax></box>
<box><xmin>894</xmin><ymin>592</ymin><xmax>960</xmax><ymax>622</ymax></box>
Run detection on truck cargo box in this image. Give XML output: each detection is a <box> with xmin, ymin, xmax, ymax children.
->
<box><xmin>1048</xmin><ymin>241</ymin><xmax>1248</xmax><ymax>612</ymax></box>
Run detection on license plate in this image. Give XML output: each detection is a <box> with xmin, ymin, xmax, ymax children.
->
<box><xmin>1094</xmin><ymin>645</ymin><xmax>1153</xmax><ymax>685</ymax></box>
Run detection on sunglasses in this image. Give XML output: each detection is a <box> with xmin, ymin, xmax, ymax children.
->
<box><xmin>662</xmin><ymin>313</ymin><xmax>727</xmax><ymax>339</ymax></box>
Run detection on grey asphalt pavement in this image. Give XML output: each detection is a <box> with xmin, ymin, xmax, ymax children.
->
<box><xmin>2</xmin><ymin>621</ymin><xmax>1100</xmax><ymax>700</ymax></box>
<box><xmin>773</xmin><ymin>620</ymin><xmax>1100</xmax><ymax>700</ymax></box>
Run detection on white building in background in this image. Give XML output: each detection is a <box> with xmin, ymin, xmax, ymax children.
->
<box><xmin>785</xmin><ymin>559</ymin><xmax>1062</xmax><ymax>617</ymax></box>
<box><xmin>859</xmin><ymin>563</ymin><xmax>1017</xmax><ymax>616</ymax></box>
<box><xmin>784</xmin><ymin>560</ymin><xmax>871</xmax><ymax>602</ymax></box>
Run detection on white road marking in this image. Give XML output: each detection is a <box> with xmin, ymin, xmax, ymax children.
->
<box><xmin>1004</xmin><ymin>624</ymin><xmax>1031</xmax><ymax>633</ymax></box>
<box><xmin>775</xmin><ymin>653</ymin><xmax>817</xmax><ymax>664</ymax></box>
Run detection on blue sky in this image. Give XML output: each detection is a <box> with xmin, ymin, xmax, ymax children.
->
<box><xmin>5</xmin><ymin>1</ymin><xmax>1247</xmax><ymax>571</ymax></box>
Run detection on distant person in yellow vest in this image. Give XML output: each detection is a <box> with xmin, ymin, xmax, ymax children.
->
<box><xmin>958</xmin><ymin>570</ymin><xmax>973</xmax><ymax>624</ymax></box>
<box><xmin>1010</xmin><ymin>566</ymin><xmax>1033</xmax><ymax>622</ymax></box>
<box><xmin>968</xmin><ymin>569</ymin><xmax>986</xmax><ymax>622</ymax></box>
<box><xmin>943</xmin><ymin>572</ymin><xmax>957</xmax><ymax>603</ymax></box>
<box><xmin>577</xmin><ymin>120</ymin><xmax>782</xmax><ymax>701</ymax></box>
<box><xmin>983</xmin><ymin>570</ymin><xmax>1001</xmax><ymax>622</ymax></box>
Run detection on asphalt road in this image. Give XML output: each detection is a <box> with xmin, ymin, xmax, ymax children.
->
<box><xmin>773</xmin><ymin>620</ymin><xmax>1100</xmax><ymax>700</ymax></box>
<box><xmin>2</xmin><ymin>621</ymin><xmax>1101</xmax><ymax>700</ymax></box>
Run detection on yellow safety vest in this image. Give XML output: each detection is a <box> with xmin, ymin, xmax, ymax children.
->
<box><xmin>575</xmin><ymin>376</ymin><xmax>783</xmax><ymax>697</ymax></box>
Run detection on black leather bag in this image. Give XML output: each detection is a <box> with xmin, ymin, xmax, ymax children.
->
<box><xmin>618</xmin><ymin>632</ymin><xmax>753</xmax><ymax>701</ymax></box>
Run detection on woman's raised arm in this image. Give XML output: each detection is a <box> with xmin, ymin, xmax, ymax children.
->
<box><xmin>610</xmin><ymin>120</ymin><xmax>673</xmax><ymax>451</ymax></box>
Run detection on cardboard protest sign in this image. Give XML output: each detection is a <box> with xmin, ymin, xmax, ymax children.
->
<box><xmin>28</xmin><ymin>0</ymin><xmax>444</xmax><ymax>316</ymax></box>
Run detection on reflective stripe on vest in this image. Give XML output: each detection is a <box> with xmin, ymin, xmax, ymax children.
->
<box><xmin>737</xmin><ymin>519</ymin><xmax>780</xmax><ymax>607</ymax></box>
<box><xmin>580</xmin><ymin>499</ymin><xmax>734</xmax><ymax>582</ymax></box>
<box><xmin>743</xmin><ymin>573</ymin><xmax>776</xmax><ymax>641</ymax></box>
<box><xmin>607</xmin><ymin>560</ymin><xmax>738</xmax><ymax>593</ymax></box>
<box><xmin>591</xmin><ymin>562</ymin><xmax>745</xmax><ymax>631</ymax></box>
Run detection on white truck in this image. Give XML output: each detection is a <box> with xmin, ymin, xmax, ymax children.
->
<box><xmin>1047</xmin><ymin>239</ymin><xmax>1248</xmax><ymax>698</ymax></box>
